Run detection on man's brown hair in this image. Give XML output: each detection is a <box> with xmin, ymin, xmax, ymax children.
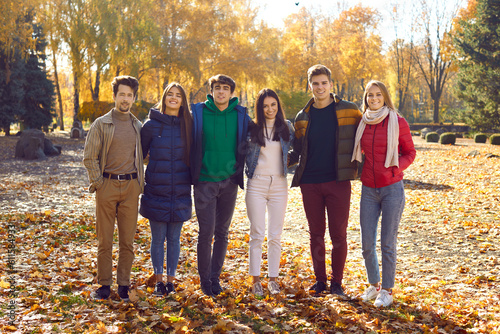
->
<box><xmin>307</xmin><ymin>65</ymin><xmax>332</xmax><ymax>84</ymax></box>
<box><xmin>111</xmin><ymin>76</ymin><xmax>139</xmax><ymax>97</ymax></box>
<box><xmin>208</xmin><ymin>74</ymin><xmax>236</xmax><ymax>94</ymax></box>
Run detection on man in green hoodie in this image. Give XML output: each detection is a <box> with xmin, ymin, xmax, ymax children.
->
<box><xmin>190</xmin><ymin>74</ymin><xmax>250</xmax><ymax>296</ymax></box>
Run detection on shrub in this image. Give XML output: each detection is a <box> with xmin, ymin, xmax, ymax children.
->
<box><xmin>490</xmin><ymin>134</ymin><xmax>500</xmax><ymax>145</ymax></box>
<box><xmin>474</xmin><ymin>133</ymin><xmax>488</xmax><ymax>143</ymax></box>
<box><xmin>132</xmin><ymin>100</ymin><xmax>155</xmax><ymax>122</ymax></box>
<box><xmin>439</xmin><ymin>132</ymin><xmax>456</xmax><ymax>145</ymax></box>
<box><xmin>420</xmin><ymin>127</ymin><xmax>431</xmax><ymax>138</ymax></box>
<box><xmin>79</xmin><ymin>101</ymin><xmax>113</xmax><ymax>122</ymax></box>
<box><xmin>455</xmin><ymin>132</ymin><xmax>464</xmax><ymax>138</ymax></box>
<box><xmin>436</xmin><ymin>127</ymin><xmax>447</xmax><ymax>135</ymax></box>
<box><xmin>426</xmin><ymin>132</ymin><xmax>439</xmax><ymax>142</ymax></box>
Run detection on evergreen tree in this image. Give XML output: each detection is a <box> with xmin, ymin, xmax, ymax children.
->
<box><xmin>19</xmin><ymin>22</ymin><xmax>55</xmax><ymax>130</ymax></box>
<box><xmin>0</xmin><ymin>55</ymin><xmax>24</xmax><ymax>135</ymax></box>
<box><xmin>453</xmin><ymin>0</ymin><xmax>500</xmax><ymax>130</ymax></box>
<box><xmin>0</xmin><ymin>14</ymin><xmax>54</xmax><ymax>135</ymax></box>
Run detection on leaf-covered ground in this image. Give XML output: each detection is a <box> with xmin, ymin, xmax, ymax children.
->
<box><xmin>0</xmin><ymin>133</ymin><xmax>499</xmax><ymax>333</ymax></box>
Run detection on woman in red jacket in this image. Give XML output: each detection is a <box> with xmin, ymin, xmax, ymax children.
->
<box><xmin>352</xmin><ymin>80</ymin><xmax>416</xmax><ymax>307</ymax></box>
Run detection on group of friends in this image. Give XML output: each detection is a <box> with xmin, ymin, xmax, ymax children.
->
<box><xmin>82</xmin><ymin>64</ymin><xmax>416</xmax><ymax>309</ymax></box>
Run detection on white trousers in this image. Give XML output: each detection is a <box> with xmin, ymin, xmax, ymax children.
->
<box><xmin>245</xmin><ymin>175</ymin><xmax>288</xmax><ymax>277</ymax></box>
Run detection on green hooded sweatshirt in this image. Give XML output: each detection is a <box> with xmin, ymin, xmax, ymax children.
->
<box><xmin>199</xmin><ymin>95</ymin><xmax>239</xmax><ymax>182</ymax></box>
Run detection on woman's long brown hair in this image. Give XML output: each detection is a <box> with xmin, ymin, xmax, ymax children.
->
<box><xmin>250</xmin><ymin>88</ymin><xmax>290</xmax><ymax>147</ymax></box>
<box><xmin>157</xmin><ymin>82</ymin><xmax>193</xmax><ymax>166</ymax></box>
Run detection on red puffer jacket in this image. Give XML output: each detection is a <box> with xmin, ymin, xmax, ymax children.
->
<box><xmin>360</xmin><ymin>115</ymin><xmax>416</xmax><ymax>188</ymax></box>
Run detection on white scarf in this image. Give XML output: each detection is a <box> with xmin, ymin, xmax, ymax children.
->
<box><xmin>352</xmin><ymin>106</ymin><xmax>399</xmax><ymax>168</ymax></box>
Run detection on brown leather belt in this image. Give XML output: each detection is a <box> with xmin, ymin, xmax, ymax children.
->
<box><xmin>103</xmin><ymin>172</ymin><xmax>138</xmax><ymax>180</ymax></box>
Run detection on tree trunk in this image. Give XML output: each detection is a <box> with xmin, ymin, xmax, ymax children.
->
<box><xmin>5</xmin><ymin>61</ymin><xmax>11</xmax><ymax>84</ymax></box>
<box><xmin>91</xmin><ymin>70</ymin><xmax>100</xmax><ymax>101</ymax></box>
<box><xmin>52</xmin><ymin>53</ymin><xmax>64</xmax><ymax>130</ymax></box>
<box><xmin>73</xmin><ymin>70</ymin><xmax>80</xmax><ymax>121</ymax></box>
<box><xmin>433</xmin><ymin>98</ymin><xmax>440</xmax><ymax>123</ymax></box>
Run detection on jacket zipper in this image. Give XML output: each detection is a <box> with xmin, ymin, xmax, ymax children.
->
<box><xmin>170</xmin><ymin>123</ymin><xmax>175</xmax><ymax>223</ymax></box>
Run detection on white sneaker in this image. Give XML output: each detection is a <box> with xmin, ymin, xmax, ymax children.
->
<box><xmin>374</xmin><ymin>289</ymin><xmax>393</xmax><ymax>307</ymax></box>
<box><xmin>252</xmin><ymin>282</ymin><xmax>264</xmax><ymax>297</ymax></box>
<box><xmin>268</xmin><ymin>281</ymin><xmax>280</xmax><ymax>295</ymax></box>
<box><xmin>359</xmin><ymin>285</ymin><xmax>380</xmax><ymax>302</ymax></box>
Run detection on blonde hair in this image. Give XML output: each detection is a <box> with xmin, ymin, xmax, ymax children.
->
<box><xmin>362</xmin><ymin>80</ymin><xmax>395</xmax><ymax>112</ymax></box>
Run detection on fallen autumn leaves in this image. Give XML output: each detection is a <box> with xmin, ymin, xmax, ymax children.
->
<box><xmin>0</xmin><ymin>134</ymin><xmax>499</xmax><ymax>333</ymax></box>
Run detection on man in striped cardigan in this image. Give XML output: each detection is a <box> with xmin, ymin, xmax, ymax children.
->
<box><xmin>83</xmin><ymin>76</ymin><xmax>144</xmax><ymax>302</ymax></box>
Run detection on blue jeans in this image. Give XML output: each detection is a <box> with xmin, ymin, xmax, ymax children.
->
<box><xmin>194</xmin><ymin>178</ymin><xmax>238</xmax><ymax>286</ymax></box>
<box><xmin>149</xmin><ymin>220</ymin><xmax>184</xmax><ymax>276</ymax></box>
<box><xmin>360</xmin><ymin>181</ymin><xmax>405</xmax><ymax>290</ymax></box>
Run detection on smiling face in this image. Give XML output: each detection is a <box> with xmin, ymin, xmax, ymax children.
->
<box><xmin>113</xmin><ymin>84</ymin><xmax>135</xmax><ymax>113</ymax></box>
<box><xmin>163</xmin><ymin>86</ymin><xmax>182</xmax><ymax>116</ymax></box>
<box><xmin>262</xmin><ymin>96</ymin><xmax>278</xmax><ymax>121</ymax></box>
<box><xmin>212</xmin><ymin>83</ymin><xmax>232</xmax><ymax>110</ymax></box>
<box><xmin>309</xmin><ymin>74</ymin><xmax>333</xmax><ymax>103</ymax></box>
<box><xmin>366</xmin><ymin>84</ymin><xmax>385</xmax><ymax>111</ymax></box>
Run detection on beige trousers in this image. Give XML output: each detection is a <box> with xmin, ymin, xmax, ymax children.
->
<box><xmin>95</xmin><ymin>177</ymin><xmax>141</xmax><ymax>286</ymax></box>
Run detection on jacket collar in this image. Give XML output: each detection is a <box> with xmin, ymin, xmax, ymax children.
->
<box><xmin>303</xmin><ymin>93</ymin><xmax>342</xmax><ymax>114</ymax></box>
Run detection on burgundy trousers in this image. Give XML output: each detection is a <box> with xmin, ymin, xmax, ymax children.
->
<box><xmin>300</xmin><ymin>180</ymin><xmax>351</xmax><ymax>284</ymax></box>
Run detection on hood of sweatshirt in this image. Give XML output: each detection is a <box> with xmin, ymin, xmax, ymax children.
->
<box><xmin>205</xmin><ymin>95</ymin><xmax>239</xmax><ymax>113</ymax></box>
<box><xmin>204</xmin><ymin>95</ymin><xmax>239</xmax><ymax>138</ymax></box>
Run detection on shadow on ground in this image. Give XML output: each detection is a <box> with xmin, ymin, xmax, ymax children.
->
<box><xmin>403</xmin><ymin>179</ymin><xmax>453</xmax><ymax>191</ymax></box>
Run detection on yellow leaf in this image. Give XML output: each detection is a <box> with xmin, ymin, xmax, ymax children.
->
<box><xmin>3</xmin><ymin>326</ymin><xmax>17</xmax><ymax>332</ymax></box>
<box><xmin>0</xmin><ymin>280</ymin><xmax>10</xmax><ymax>289</ymax></box>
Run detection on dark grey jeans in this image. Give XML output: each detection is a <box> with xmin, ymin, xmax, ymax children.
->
<box><xmin>194</xmin><ymin>178</ymin><xmax>238</xmax><ymax>286</ymax></box>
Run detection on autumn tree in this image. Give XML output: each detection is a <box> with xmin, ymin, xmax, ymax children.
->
<box><xmin>57</xmin><ymin>0</ymin><xmax>88</xmax><ymax>121</ymax></box>
<box><xmin>84</xmin><ymin>0</ymin><xmax>117</xmax><ymax>102</ymax></box>
<box><xmin>42</xmin><ymin>0</ymin><xmax>66</xmax><ymax>130</ymax></box>
<box><xmin>282</xmin><ymin>7</ymin><xmax>318</xmax><ymax>92</ymax></box>
<box><xmin>413</xmin><ymin>0</ymin><xmax>458</xmax><ymax>123</ymax></box>
<box><xmin>452</xmin><ymin>0</ymin><xmax>500</xmax><ymax>130</ymax></box>
<box><xmin>317</xmin><ymin>5</ymin><xmax>384</xmax><ymax>103</ymax></box>
<box><xmin>0</xmin><ymin>0</ymin><xmax>38</xmax><ymax>85</ymax></box>
<box><xmin>387</xmin><ymin>1</ymin><xmax>417</xmax><ymax>115</ymax></box>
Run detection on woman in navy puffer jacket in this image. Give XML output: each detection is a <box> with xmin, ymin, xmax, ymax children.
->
<box><xmin>352</xmin><ymin>80</ymin><xmax>416</xmax><ymax>308</ymax></box>
<box><xmin>140</xmin><ymin>82</ymin><xmax>193</xmax><ymax>297</ymax></box>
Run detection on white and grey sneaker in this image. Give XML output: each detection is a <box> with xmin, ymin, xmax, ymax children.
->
<box><xmin>268</xmin><ymin>281</ymin><xmax>280</xmax><ymax>295</ymax></box>
<box><xmin>374</xmin><ymin>289</ymin><xmax>393</xmax><ymax>307</ymax></box>
<box><xmin>359</xmin><ymin>285</ymin><xmax>380</xmax><ymax>302</ymax></box>
<box><xmin>252</xmin><ymin>282</ymin><xmax>264</xmax><ymax>297</ymax></box>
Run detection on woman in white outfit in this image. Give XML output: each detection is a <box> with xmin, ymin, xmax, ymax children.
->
<box><xmin>245</xmin><ymin>88</ymin><xmax>294</xmax><ymax>297</ymax></box>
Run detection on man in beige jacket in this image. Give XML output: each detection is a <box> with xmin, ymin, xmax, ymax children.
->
<box><xmin>83</xmin><ymin>76</ymin><xmax>144</xmax><ymax>302</ymax></box>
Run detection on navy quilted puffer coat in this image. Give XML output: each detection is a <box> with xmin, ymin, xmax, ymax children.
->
<box><xmin>139</xmin><ymin>108</ymin><xmax>192</xmax><ymax>223</ymax></box>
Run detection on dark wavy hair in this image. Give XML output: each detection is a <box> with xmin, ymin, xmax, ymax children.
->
<box><xmin>156</xmin><ymin>82</ymin><xmax>193</xmax><ymax>166</ymax></box>
<box><xmin>208</xmin><ymin>74</ymin><xmax>236</xmax><ymax>94</ymax></box>
<box><xmin>250</xmin><ymin>88</ymin><xmax>290</xmax><ymax>147</ymax></box>
<box><xmin>111</xmin><ymin>75</ymin><xmax>139</xmax><ymax>97</ymax></box>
